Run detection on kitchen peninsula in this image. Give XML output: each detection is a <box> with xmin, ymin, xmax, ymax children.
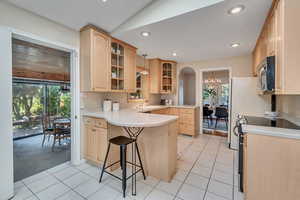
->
<box><xmin>82</xmin><ymin>108</ymin><xmax>178</xmax><ymax>182</ymax></box>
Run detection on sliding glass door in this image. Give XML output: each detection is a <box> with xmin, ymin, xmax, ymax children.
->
<box><xmin>12</xmin><ymin>80</ymin><xmax>70</xmax><ymax>139</ymax></box>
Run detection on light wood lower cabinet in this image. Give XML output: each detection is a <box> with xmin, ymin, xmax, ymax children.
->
<box><xmin>83</xmin><ymin>116</ymin><xmax>177</xmax><ymax>182</ymax></box>
<box><xmin>151</xmin><ymin>107</ymin><xmax>199</xmax><ymax>136</ymax></box>
<box><xmin>83</xmin><ymin>117</ymin><xmax>108</xmax><ymax>164</ymax></box>
<box><xmin>244</xmin><ymin>133</ymin><xmax>300</xmax><ymax>200</ymax></box>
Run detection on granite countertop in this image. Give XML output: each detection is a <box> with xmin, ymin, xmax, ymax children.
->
<box><xmin>82</xmin><ymin>109</ymin><xmax>178</xmax><ymax>128</ymax></box>
<box><xmin>140</xmin><ymin>105</ymin><xmax>199</xmax><ymax>112</ymax></box>
<box><xmin>242</xmin><ymin>124</ymin><xmax>300</xmax><ymax>140</ymax></box>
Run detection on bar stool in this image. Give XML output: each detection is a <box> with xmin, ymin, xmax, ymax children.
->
<box><xmin>99</xmin><ymin>135</ymin><xmax>146</xmax><ymax>198</ymax></box>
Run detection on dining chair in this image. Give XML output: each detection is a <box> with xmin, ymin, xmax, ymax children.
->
<box><xmin>214</xmin><ymin>107</ymin><xmax>229</xmax><ymax>130</ymax></box>
<box><xmin>41</xmin><ymin>115</ymin><xmax>55</xmax><ymax>147</ymax></box>
<box><xmin>203</xmin><ymin>106</ymin><xmax>213</xmax><ymax>127</ymax></box>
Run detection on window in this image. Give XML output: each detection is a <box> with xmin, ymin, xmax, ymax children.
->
<box><xmin>12</xmin><ymin>80</ymin><xmax>71</xmax><ymax>139</ymax></box>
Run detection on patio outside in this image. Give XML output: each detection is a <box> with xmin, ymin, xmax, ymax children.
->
<box><xmin>13</xmin><ymin>81</ymin><xmax>71</xmax><ymax>139</ymax></box>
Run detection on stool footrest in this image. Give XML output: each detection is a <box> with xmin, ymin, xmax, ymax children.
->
<box><xmin>102</xmin><ymin>168</ymin><xmax>143</xmax><ymax>181</ymax></box>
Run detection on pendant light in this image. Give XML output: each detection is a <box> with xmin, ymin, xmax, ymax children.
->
<box><xmin>140</xmin><ymin>54</ymin><xmax>149</xmax><ymax>75</ymax></box>
<box><xmin>204</xmin><ymin>71</ymin><xmax>221</xmax><ymax>87</ymax></box>
<box><xmin>60</xmin><ymin>65</ymin><xmax>70</xmax><ymax>93</ymax></box>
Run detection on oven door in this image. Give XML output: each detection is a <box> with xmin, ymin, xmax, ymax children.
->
<box><xmin>234</xmin><ymin>124</ymin><xmax>244</xmax><ymax>192</ymax></box>
<box><xmin>238</xmin><ymin>129</ymin><xmax>244</xmax><ymax>192</ymax></box>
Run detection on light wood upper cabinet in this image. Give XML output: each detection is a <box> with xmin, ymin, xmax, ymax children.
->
<box><xmin>275</xmin><ymin>0</ymin><xmax>283</xmax><ymax>93</ymax></box>
<box><xmin>124</xmin><ymin>46</ymin><xmax>137</xmax><ymax>93</ymax></box>
<box><xmin>80</xmin><ymin>25</ymin><xmax>137</xmax><ymax>93</ymax></box>
<box><xmin>253</xmin><ymin>0</ymin><xmax>300</xmax><ymax>94</ymax></box>
<box><xmin>80</xmin><ymin>28</ymin><xmax>111</xmax><ymax>92</ymax></box>
<box><xmin>149</xmin><ymin>59</ymin><xmax>177</xmax><ymax>94</ymax></box>
<box><xmin>275</xmin><ymin>0</ymin><xmax>300</xmax><ymax>94</ymax></box>
<box><xmin>149</xmin><ymin>59</ymin><xmax>161</xmax><ymax>94</ymax></box>
<box><xmin>267</xmin><ymin>11</ymin><xmax>276</xmax><ymax>57</ymax></box>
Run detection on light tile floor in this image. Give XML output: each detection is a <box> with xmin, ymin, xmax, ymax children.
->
<box><xmin>13</xmin><ymin>134</ymin><xmax>244</xmax><ymax>200</ymax></box>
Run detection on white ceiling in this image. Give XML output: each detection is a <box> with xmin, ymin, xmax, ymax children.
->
<box><xmin>6</xmin><ymin>0</ymin><xmax>273</xmax><ymax>63</ymax></box>
<box><xmin>113</xmin><ymin>0</ymin><xmax>273</xmax><ymax>62</ymax></box>
<box><xmin>5</xmin><ymin>0</ymin><xmax>154</xmax><ymax>32</ymax></box>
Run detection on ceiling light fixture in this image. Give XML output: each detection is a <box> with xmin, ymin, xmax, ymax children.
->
<box><xmin>102</xmin><ymin>0</ymin><xmax>108</xmax><ymax>2</ymax></box>
<box><xmin>228</xmin><ymin>5</ymin><xmax>245</xmax><ymax>15</ymax></box>
<box><xmin>141</xmin><ymin>31</ymin><xmax>151</xmax><ymax>37</ymax></box>
<box><xmin>231</xmin><ymin>43</ymin><xmax>240</xmax><ymax>48</ymax></box>
<box><xmin>172</xmin><ymin>52</ymin><xmax>177</xmax><ymax>57</ymax></box>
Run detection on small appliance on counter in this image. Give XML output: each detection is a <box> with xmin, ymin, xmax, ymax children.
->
<box><xmin>112</xmin><ymin>101</ymin><xmax>120</xmax><ymax>112</ymax></box>
<box><xmin>103</xmin><ymin>99</ymin><xmax>112</xmax><ymax>112</ymax></box>
<box><xmin>160</xmin><ymin>99</ymin><xmax>173</xmax><ymax>105</ymax></box>
<box><xmin>160</xmin><ymin>99</ymin><xmax>166</xmax><ymax>105</ymax></box>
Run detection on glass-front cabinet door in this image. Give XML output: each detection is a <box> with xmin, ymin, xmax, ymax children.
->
<box><xmin>161</xmin><ymin>62</ymin><xmax>173</xmax><ymax>93</ymax></box>
<box><xmin>111</xmin><ymin>42</ymin><xmax>124</xmax><ymax>91</ymax></box>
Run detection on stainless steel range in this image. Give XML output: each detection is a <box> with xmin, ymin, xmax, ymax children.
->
<box><xmin>233</xmin><ymin>115</ymin><xmax>300</xmax><ymax>192</ymax></box>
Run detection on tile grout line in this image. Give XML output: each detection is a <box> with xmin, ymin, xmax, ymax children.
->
<box><xmin>22</xmin><ymin>170</ymin><xmax>60</xmax><ymax>199</ymax></box>
<box><xmin>173</xmin><ymin>136</ymin><xmax>211</xmax><ymax>200</ymax></box>
<box><xmin>52</xmin><ymin>169</ymin><xmax>90</xmax><ymax>200</ymax></box>
<box><xmin>201</xmin><ymin>138</ymin><xmax>222</xmax><ymax>200</ymax></box>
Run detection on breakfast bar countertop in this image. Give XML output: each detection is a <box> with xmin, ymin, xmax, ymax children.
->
<box><xmin>82</xmin><ymin>109</ymin><xmax>178</xmax><ymax>128</ymax></box>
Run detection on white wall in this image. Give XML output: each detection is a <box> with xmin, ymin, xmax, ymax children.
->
<box><xmin>0</xmin><ymin>2</ymin><xmax>79</xmax><ymax>199</ymax></box>
<box><xmin>0</xmin><ymin>28</ymin><xmax>14</xmax><ymax>200</ymax></box>
<box><xmin>0</xmin><ymin>1</ymin><xmax>79</xmax><ymax>48</ymax></box>
<box><xmin>277</xmin><ymin>95</ymin><xmax>300</xmax><ymax>125</ymax></box>
<box><xmin>172</xmin><ymin>55</ymin><xmax>253</xmax><ymax>105</ymax></box>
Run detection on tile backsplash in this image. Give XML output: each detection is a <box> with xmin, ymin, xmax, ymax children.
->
<box><xmin>81</xmin><ymin>92</ymin><xmax>161</xmax><ymax>112</ymax></box>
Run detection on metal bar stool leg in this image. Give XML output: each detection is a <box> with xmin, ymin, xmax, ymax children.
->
<box><xmin>120</xmin><ymin>146</ymin><xmax>123</xmax><ymax>170</ymax></box>
<box><xmin>99</xmin><ymin>142</ymin><xmax>111</xmax><ymax>183</ymax></box>
<box><xmin>121</xmin><ymin>145</ymin><xmax>127</xmax><ymax>198</ymax></box>
<box><xmin>135</xmin><ymin>142</ymin><xmax>146</xmax><ymax>180</ymax></box>
<box><xmin>132</xmin><ymin>140</ymin><xmax>136</xmax><ymax>196</ymax></box>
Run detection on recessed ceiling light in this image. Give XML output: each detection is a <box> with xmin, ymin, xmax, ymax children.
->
<box><xmin>172</xmin><ymin>52</ymin><xmax>177</xmax><ymax>57</ymax></box>
<box><xmin>231</xmin><ymin>43</ymin><xmax>240</xmax><ymax>48</ymax></box>
<box><xmin>228</xmin><ymin>5</ymin><xmax>245</xmax><ymax>15</ymax></box>
<box><xmin>102</xmin><ymin>0</ymin><xmax>108</xmax><ymax>2</ymax></box>
<box><xmin>141</xmin><ymin>31</ymin><xmax>151</xmax><ymax>37</ymax></box>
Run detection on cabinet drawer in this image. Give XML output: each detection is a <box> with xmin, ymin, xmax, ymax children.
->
<box><xmin>179</xmin><ymin>108</ymin><xmax>194</xmax><ymax>114</ymax></box>
<box><xmin>83</xmin><ymin>117</ymin><xmax>95</xmax><ymax>126</ymax></box>
<box><xmin>179</xmin><ymin>113</ymin><xmax>194</xmax><ymax>124</ymax></box>
<box><xmin>169</xmin><ymin>108</ymin><xmax>179</xmax><ymax>115</ymax></box>
<box><xmin>94</xmin><ymin>118</ymin><xmax>107</xmax><ymax>129</ymax></box>
<box><xmin>179</xmin><ymin>123</ymin><xmax>195</xmax><ymax>135</ymax></box>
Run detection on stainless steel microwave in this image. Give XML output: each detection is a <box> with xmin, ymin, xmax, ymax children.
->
<box><xmin>259</xmin><ymin>56</ymin><xmax>275</xmax><ymax>93</ymax></box>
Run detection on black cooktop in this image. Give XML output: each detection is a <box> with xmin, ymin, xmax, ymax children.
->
<box><xmin>245</xmin><ymin>116</ymin><xmax>300</xmax><ymax>130</ymax></box>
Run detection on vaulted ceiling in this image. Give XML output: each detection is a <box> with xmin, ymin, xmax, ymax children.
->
<box><xmin>5</xmin><ymin>0</ymin><xmax>273</xmax><ymax>62</ymax></box>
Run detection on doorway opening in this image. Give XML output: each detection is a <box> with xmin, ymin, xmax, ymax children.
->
<box><xmin>202</xmin><ymin>69</ymin><xmax>230</xmax><ymax>137</ymax></box>
<box><xmin>12</xmin><ymin>38</ymin><xmax>72</xmax><ymax>181</ymax></box>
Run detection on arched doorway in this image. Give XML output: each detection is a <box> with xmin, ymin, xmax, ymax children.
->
<box><xmin>178</xmin><ymin>67</ymin><xmax>196</xmax><ymax>105</ymax></box>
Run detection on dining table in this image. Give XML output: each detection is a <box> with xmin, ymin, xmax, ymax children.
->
<box><xmin>52</xmin><ymin>118</ymin><xmax>71</xmax><ymax>151</ymax></box>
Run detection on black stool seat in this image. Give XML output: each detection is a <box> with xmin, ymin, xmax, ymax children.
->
<box><xmin>109</xmin><ymin>136</ymin><xmax>135</xmax><ymax>146</ymax></box>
